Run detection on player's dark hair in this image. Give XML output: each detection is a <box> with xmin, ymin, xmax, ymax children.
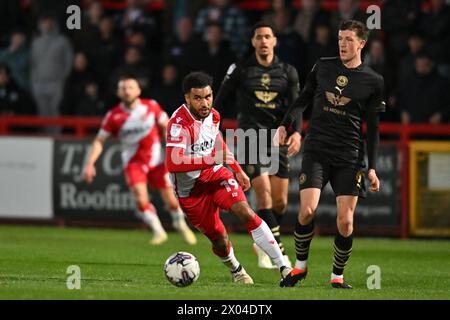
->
<box><xmin>182</xmin><ymin>72</ymin><xmax>213</xmax><ymax>94</ymax></box>
<box><xmin>339</xmin><ymin>20</ymin><xmax>369</xmax><ymax>41</ymax></box>
<box><xmin>118</xmin><ymin>75</ymin><xmax>141</xmax><ymax>88</ymax></box>
<box><xmin>251</xmin><ymin>22</ymin><xmax>275</xmax><ymax>37</ymax></box>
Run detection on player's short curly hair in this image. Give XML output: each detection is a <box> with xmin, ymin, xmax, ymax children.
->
<box><xmin>251</xmin><ymin>22</ymin><xmax>275</xmax><ymax>38</ymax></box>
<box><xmin>339</xmin><ymin>20</ymin><xmax>369</xmax><ymax>41</ymax></box>
<box><xmin>182</xmin><ymin>72</ymin><xmax>213</xmax><ymax>94</ymax></box>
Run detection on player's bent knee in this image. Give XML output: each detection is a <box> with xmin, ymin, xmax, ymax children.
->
<box><xmin>136</xmin><ymin>200</ymin><xmax>149</xmax><ymax>211</ymax></box>
<box><xmin>273</xmin><ymin>200</ymin><xmax>288</xmax><ymax>215</ymax></box>
<box><xmin>299</xmin><ymin>205</ymin><xmax>317</xmax><ymax>223</ymax></box>
<box><xmin>166</xmin><ymin>202</ymin><xmax>179</xmax><ymax>211</ymax></box>
<box><xmin>337</xmin><ymin>218</ymin><xmax>353</xmax><ymax>236</ymax></box>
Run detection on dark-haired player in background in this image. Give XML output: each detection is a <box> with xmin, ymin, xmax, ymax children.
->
<box><xmin>214</xmin><ymin>22</ymin><xmax>300</xmax><ymax>269</ymax></box>
<box><xmin>276</xmin><ymin>20</ymin><xmax>385</xmax><ymax>289</ymax></box>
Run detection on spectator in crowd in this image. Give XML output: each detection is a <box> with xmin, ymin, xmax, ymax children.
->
<box><xmin>149</xmin><ymin>62</ymin><xmax>183</xmax><ymax>116</ymax></box>
<box><xmin>0</xmin><ymin>0</ymin><xmax>22</xmax><ymax>41</ymax></box>
<box><xmin>329</xmin><ymin>0</ymin><xmax>366</xmax><ymax>36</ymax></box>
<box><xmin>381</xmin><ymin>0</ymin><xmax>421</xmax><ymax>65</ymax></box>
<box><xmin>195</xmin><ymin>0</ymin><xmax>249</xmax><ymax>58</ymax></box>
<box><xmin>30</xmin><ymin>13</ymin><xmax>73</xmax><ymax>118</ymax></box>
<box><xmin>0</xmin><ymin>30</ymin><xmax>30</xmax><ymax>90</ymax></box>
<box><xmin>0</xmin><ymin>64</ymin><xmax>35</xmax><ymax>115</ymax></box>
<box><xmin>364</xmin><ymin>39</ymin><xmax>395</xmax><ymax>99</ymax></box>
<box><xmin>110</xmin><ymin>46</ymin><xmax>152</xmax><ymax>101</ymax></box>
<box><xmin>74</xmin><ymin>80</ymin><xmax>106</xmax><ymax>117</ymax></box>
<box><xmin>88</xmin><ymin>15</ymin><xmax>122</xmax><ymax>86</ymax></box>
<box><xmin>293</xmin><ymin>0</ymin><xmax>330</xmax><ymax>43</ymax></box>
<box><xmin>417</xmin><ymin>0</ymin><xmax>450</xmax><ymax>79</ymax></box>
<box><xmin>397</xmin><ymin>33</ymin><xmax>425</xmax><ymax>87</ymax></box>
<box><xmin>72</xmin><ymin>1</ymin><xmax>104</xmax><ymax>54</ymax></box>
<box><xmin>164</xmin><ymin>16</ymin><xmax>202</xmax><ymax>79</ymax></box>
<box><xmin>126</xmin><ymin>27</ymin><xmax>162</xmax><ymax>84</ymax></box>
<box><xmin>115</xmin><ymin>0</ymin><xmax>160</xmax><ymax>50</ymax></box>
<box><xmin>398</xmin><ymin>54</ymin><xmax>450</xmax><ymax>124</ymax></box>
<box><xmin>163</xmin><ymin>0</ymin><xmax>207</xmax><ymax>37</ymax></box>
<box><xmin>61</xmin><ymin>51</ymin><xmax>96</xmax><ymax>115</ymax></box>
<box><xmin>272</xmin><ymin>8</ymin><xmax>306</xmax><ymax>83</ymax></box>
<box><xmin>196</xmin><ymin>22</ymin><xmax>236</xmax><ymax>94</ymax></box>
<box><xmin>307</xmin><ymin>23</ymin><xmax>338</xmax><ymax>72</ymax></box>
<box><xmin>261</xmin><ymin>0</ymin><xmax>294</xmax><ymax>27</ymax></box>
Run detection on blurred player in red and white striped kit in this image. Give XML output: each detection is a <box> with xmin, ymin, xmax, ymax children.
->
<box><xmin>83</xmin><ymin>77</ymin><xmax>196</xmax><ymax>245</ymax></box>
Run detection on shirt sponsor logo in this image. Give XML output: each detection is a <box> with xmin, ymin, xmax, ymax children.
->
<box><xmin>170</xmin><ymin>124</ymin><xmax>182</xmax><ymax>137</ymax></box>
<box><xmin>121</xmin><ymin>124</ymin><xmax>150</xmax><ymax>137</ymax></box>
<box><xmin>191</xmin><ymin>139</ymin><xmax>214</xmax><ymax>153</ymax></box>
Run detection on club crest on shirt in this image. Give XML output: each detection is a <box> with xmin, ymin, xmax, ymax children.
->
<box><xmin>325</xmin><ymin>91</ymin><xmax>351</xmax><ymax>107</ymax></box>
<box><xmin>261</xmin><ymin>73</ymin><xmax>271</xmax><ymax>89</ymax></box>
<box><xmin>299</xmin><ymin>173</ymin><xmax>307</xmax><ymax>185</ymax></box>
<box><xmin>170</xmin><ymin>124</ymin><xmax>182</xmax><ymax>137</ymax></box>
<box><xmin>336</xmin><ymin>75</ymin><xmax>348</xmax><ymax>87</ymax></box>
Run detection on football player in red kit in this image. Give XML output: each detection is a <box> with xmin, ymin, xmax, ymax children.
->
<box><xmin>166</xmin><ymin>72</ymin><xmax>292</xmax><ymax>284</ymax></box>
<box><xmin>83</xmin><ymin>77</ymin><xmax>196</xmax><ymax>245</ymax></box>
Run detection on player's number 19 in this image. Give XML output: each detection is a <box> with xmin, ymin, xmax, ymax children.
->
<box><xmin>220</xmin><ymin>179</ymin><xmax>239</xmax><ymax>192</ymax></box>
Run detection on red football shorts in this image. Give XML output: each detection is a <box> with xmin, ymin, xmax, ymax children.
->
<box><xmin>178</xmin><ymin>167</ymin><xmax>247</xmax><ymax>241</ymax></box>
<box><xmin>124</xmin><ymin>161</ymin><xmax>172</xmax><ymax>189</ymax></box>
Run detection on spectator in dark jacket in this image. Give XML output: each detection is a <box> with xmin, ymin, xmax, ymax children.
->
<box><xmin>74</xmin><ymin>80</ymin><xmax>106</xmax><ymax>117</ymax></box>
<box><xmin>273</xmin><ymin>8</ymin><xmax>306</xmax><ymax>84</ymax></box>
<box><xmin>417</xmin><ymin>0</ymin><xmax>450</xmax><ymax>79</ymax></box>
<box><xmin>194</xmin><ymin>0</ymin><xmax>249</xmax><ymax>58</ymax></box>
<box><xmin>196</xmin><ymin>22</ymin><xmax>236</xmax><ymax>94</ymax></box>
<box><xmin>398</xmin><ymin>54</ymin><xmax>450</xmax><ymax>124</ymax></box>
<box><xmin>0</xmin><ymin>64</ymin><xmax>35</xmax><ymax>115</ymax></box>
<box><xmin>149</xmin><ymin>63</ymin><xmax>183</xmax><ymax>116</ymax></box>
<box><xmin>293</xmin><ymin>0</ymin><xmax>330</xmax><ymax>43</ymax></box>
<box><xmin>61</xmin><ymin>52</ymin><xmax>97</xmax><ymax>115</ymax></box>
<box><xmin>0</xmin><ymin>30</ymin><xmax>30</xmax><ymax>90</ymax></box>
<box><xmin>164</xmin><ymin>17</ymin><xmax>203</xmax><ymax>80</ymax></box>
<box><xmin>109</xmin><ymin>46</ymin><xmax>152</xmax><ymax>101</ymax></box>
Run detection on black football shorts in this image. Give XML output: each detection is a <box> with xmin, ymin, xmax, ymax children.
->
<box><xmin>298</xmin><ymin>152</ymin><xmax>366</xmax><ymax>198</ymax></box>
<box><xmin>238</xmin><ymin>137</ymin><xmax>290</xmax><ymax>180</ymax></box>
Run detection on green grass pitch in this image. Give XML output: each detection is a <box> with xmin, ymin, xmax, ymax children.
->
<box><xmin>0</xmin><ymin>225</ymin><xmax>449</xmax><ymax>300</ymax></box>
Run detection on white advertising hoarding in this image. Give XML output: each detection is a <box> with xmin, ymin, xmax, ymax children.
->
<box><xmin>428</xmin><ymin>153</ymin><xmax>450</xmax><ymax>190</ymax></box>
<box><xmin>0</xmin><ymin>137</ymin><xmax>53</xmax><ymax>219</ymax></box>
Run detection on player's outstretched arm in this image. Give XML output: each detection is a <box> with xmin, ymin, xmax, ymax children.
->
<box><xmin>83</xmin><ymin>136</ymin><xmax>106</xmax><ymax>184</ymax></box>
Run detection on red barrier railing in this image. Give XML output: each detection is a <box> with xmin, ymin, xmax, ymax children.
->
<box><xmin>1</xmin><ymin>115</ymin><xmax>449</xmax><ymax>238</ymax></box>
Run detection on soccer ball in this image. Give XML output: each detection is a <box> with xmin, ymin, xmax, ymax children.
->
<box><xmin>164</xmin><ymin>252</ymin><xmax>200</xmax><ymax>287</ymax></box>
